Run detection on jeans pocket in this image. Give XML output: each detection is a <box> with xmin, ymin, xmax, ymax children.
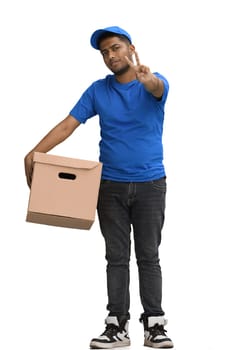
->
<box><xmin>100</xmin><ymin>179</ymin><xmax>112</xmax><ymax>187</ymax></box>
<box><xmin>151</xmin><ymin>177</ymin><xmax>167</xmax><ymax>192</ymax></box>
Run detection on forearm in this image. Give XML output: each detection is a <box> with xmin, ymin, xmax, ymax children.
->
<box><xmin>26</xmin><ymin>116</ymin><xmax>79</xmax><ymax>158</ymax></box>
<box><xmin>24</xmin><ymin>115</ymin><xmax>80</xmax><ymax>187</ymax></box>
<box><xmin>27</xmin><ymin>123</ymin><xmax>71</xmax><ymax>156</ymax></box>
<box><xmin>143</xmin><ymin>74</ymin><xmax>164</xmax><ymax>98</ymax></box>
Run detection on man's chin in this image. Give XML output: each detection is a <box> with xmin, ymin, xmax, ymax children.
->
<box><xmin>112</xmin><ymin>64</ymin><xmax>130</xmax><ymax>76</ymax></box>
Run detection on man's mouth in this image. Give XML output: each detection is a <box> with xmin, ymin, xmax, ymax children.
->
<box><xmin>110</xmin><ymin>60</ymin><xmax>120</xmax><ymax>67</ymax></box>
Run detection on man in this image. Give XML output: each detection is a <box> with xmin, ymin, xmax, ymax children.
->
<box><xmin>24</xmin><ymin>26</ymin><xmax>174</xmax><ymax>349</ymax></box>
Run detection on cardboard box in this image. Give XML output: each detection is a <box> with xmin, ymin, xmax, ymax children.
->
<box><xmin>26</xmin><ymin>152</ymin><xmax>102</xmax><ymax>230</ymax></box>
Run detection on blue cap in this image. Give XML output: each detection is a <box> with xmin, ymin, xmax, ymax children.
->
<box><xmin>90</xmin><ymin>26</ymin><xmax>132</xmax><ymax>50</ymax></box>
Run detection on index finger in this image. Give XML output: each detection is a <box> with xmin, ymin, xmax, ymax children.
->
<box><xmin>124</xmin><ymin>55</ymin><xmax>135</xmax><ymax>68</ymax></box>
<box><xmin>134</xmin><ymin>51</ymin><xmax>141</xmax><ymax>66</ymax></box>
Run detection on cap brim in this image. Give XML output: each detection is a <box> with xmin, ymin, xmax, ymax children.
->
<box><xmin>90</xmin><ymin>27</ymin><xmax>132</xmax><ymax>50</ymax></box>
<box><xmin>90</xmin><ymin>29</ymin><xmax>109</xmax><ymax>50</ymax></box>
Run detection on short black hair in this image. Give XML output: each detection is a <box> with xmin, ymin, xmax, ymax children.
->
<box><xmin>97</xmin><ymin>32</ymin><xmax>131</xmax><ymax>49</ymax></box>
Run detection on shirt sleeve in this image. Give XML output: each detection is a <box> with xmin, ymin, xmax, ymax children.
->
<box><xmin>69</xmin><ymin>84</ymin><xmax>97</xmax><ymax>124</ymax></box>
<box><xmin>154</xmin><ymin>72</ymin><xmax>169</xmax><ymax>104</ymax></box>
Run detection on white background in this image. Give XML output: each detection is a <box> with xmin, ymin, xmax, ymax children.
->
<box><xmin>0</xmin><ymin>0</ymin><xmax>232</xmax><ymax>349</ymax></box>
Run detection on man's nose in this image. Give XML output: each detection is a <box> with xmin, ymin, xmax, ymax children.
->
<box><xmin>109</xmin><ymin>50</ymin><xmax>115</xmax><ymax>59</ymax></box>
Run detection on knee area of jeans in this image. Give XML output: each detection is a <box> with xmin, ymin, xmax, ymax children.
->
<box><xmin>136</xmin><ymin>256</ymin><xmax>160</xmax><ymax>266</ymax></box>
<box><xmin>107</xmin><ymin>260</ymin><xmax>130</xmax><ymax>268</ymax></box>
<box><xmin>106</xmin><ymin>254</ymin><xmax>130</xmax><ymax>266</ymax></box>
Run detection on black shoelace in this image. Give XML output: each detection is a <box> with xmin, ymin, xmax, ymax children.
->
<box><xmin>102</xmin><ymin>324</ymin><xmax>120</xmax><ymax>338</ymax></box>
<box><xmin>149</xmin><ymin>324</ymin><xmax>167</xmax><ymax>338</ymax></box>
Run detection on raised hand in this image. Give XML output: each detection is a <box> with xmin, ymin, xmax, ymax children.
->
<box><xmin>125</xmin><ymin>52</ymin><xmax>153</xmax><ymax>84</ymax></box>
<box><xmin>125</xmin><ymin>52</ymin><xmax>164</xmax><ymax>98</ymax></box>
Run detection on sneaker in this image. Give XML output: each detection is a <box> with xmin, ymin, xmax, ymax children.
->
<box><xmin>140</xmin><ymin>316</ymin><xmax>174</xmax><ymax>348</ymax></box>
<box><xmin>90</xmin><ymin>316</ymin><xmax>131</xmax><ymax>349</ymax></box>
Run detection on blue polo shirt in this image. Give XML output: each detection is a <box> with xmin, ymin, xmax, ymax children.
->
<box><xmin>69</xmin><ymin>73</ymin><xmax>169</xmax><ymax>181</ymax></box>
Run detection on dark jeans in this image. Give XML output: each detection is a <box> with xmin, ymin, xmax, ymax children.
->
<box><xmin>97</xmin><ymin>177</ymin><xmax>166</xmax><ymax>319</ymax></box>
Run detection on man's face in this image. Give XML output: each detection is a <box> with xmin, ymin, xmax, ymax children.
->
<box><xmin>99</xmin><ymin>36</ymin><xmax>135</xmax><ymax>75</ymax></box>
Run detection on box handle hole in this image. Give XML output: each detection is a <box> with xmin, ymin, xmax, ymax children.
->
<box><xmin>58</xmin><ymin>172</ymin><xmax>76</xmax><ymax>180</ymax></box>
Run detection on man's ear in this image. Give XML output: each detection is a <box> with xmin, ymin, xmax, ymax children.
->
<box><xmin>129</xmin><ymin>44</ymin><xmax>135</xmax><ymax>55</ymax></box>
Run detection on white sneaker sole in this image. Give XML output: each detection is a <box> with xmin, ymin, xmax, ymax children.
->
<box><xmin>90</xmin><ymin>339</ymin><xmax>131</xmax><ymax>349</ymax></box>
<box><xmin>144</xmin><ymin>338</ymin><xmax>174</xmax><ymax>348</ymax></box>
